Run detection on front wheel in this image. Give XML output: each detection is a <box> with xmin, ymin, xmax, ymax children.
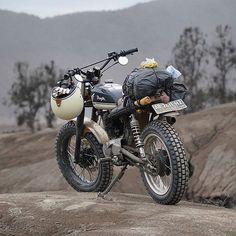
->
<box><xmin>140</xmin><ymin>120</ymin><xmax>189</xmax><ymax>205</ymax></box>
<box><xmin>56</xmin><ymin>122</ymin><xmax>113</xmax><ymax>192</ymax></box>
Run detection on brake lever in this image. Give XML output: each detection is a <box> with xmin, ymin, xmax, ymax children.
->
<box><xmin>108</xmin><ymin>51</ymin><xmax>119</xmax><ymax>61</ymax></box>
<box><xmin>119</xmin><ymin>50</ymin><xmax>126</xmax><ymax>56</ymax></box>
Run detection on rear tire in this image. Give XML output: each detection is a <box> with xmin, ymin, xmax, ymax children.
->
<box><xmin>56</xmin><ymin>121</ymin><xmax>113</xmax><ymax>192</ymax></box>
<box><xmin>140</xmin><ymin>120</ymin><xmax>189</xmax><ymax>205</ymax></box>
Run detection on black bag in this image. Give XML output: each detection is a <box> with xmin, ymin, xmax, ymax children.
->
<box><xmin>123</xmin><ymin>68</ymin><xmax>174</xmax><ymax>100</ymax></box>
<box><xmin>169</xmin><ymin>83</ymin><xmax>188</xmax><ymax>101</ymax></box>
<box><xmin>122</xmin><ymin>68</ymin><xmax>139</xmax><ymax>100</ymax></box>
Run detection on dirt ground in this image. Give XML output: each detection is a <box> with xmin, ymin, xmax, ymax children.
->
<box><xmin>0</xmin><ymin>191</ymin><xmax>236</xmax><ymax>236</ymax></box>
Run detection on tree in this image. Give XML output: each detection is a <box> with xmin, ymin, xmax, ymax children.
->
<box><xmin>9</xmin><ymin>62</ymin><xmax>47</xmax><ymax>132</ymax></box>
<box><xmin>8</xmin><ymin>61</ymin><xmax>61</xmax><ymax>132</ymax></box>
<box><xmin>40</xmin><ymin>61</ymin><xmax>61</xmax><ymax>128</ymax></box>
<box><xmin>171</xmin><ymin>27</ymin><xmax>208</xmax><ymax>112</ymax></box>
<box><xmin>210</xmin><ymin>25</ymin><xmax>236</xmax><ymax>104</ymax></box>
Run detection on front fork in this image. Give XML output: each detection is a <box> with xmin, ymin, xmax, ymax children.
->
<box><xmin>74</xmin><ymin>106</ymin><xmax>97</xmax><ymax>163</ymax></box>
<box><xmin>74</xmin><ymin>108</ymin><xmax>85</xmax><ymax>163</ymax></box>
<box><xmin>74</xmin><ymin>82</ymin><xmax>85</xmax><ymax>163</ymax></box>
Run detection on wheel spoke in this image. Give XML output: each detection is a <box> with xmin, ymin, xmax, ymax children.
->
<box><xmin>165</xmin><ymin>164</ymin><xmax>171</xmax><ymax>171</ymax></box>
<box><xmin>80</xmin><ymin>168</ymin><xmax>86</xmax><ymax>181</ymax></box>
<box><xmin>152</xmin><ymin>141</ymin><xmax>159</xmax><ymax>150</ymax></box>
<box><xmin>69</xmin><ymin>144</ymin><xmax>76</xmax><ymax>150</ymax></box>
<box><xmin>87</xmin><ymin>169</ymin><xmax>93</xmax><ymax>182</ymax></box>
<box><xmin>67</xmin><ymin>149</ymin><xmax>74</xmax><ymax>158</ymax></box>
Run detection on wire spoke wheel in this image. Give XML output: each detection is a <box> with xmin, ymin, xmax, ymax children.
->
<box><xmin>56</xmin><ymin>122</ymin><xmax>113</xmax><ymax>192</ymax></box>
<box><xmin>140</xmin><ymin>120</ymin><xmax>189</xmax><ymax>205</ymax></box>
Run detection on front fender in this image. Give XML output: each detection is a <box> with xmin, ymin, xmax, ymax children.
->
<box><xmin>72</xmin><ymin>117</ymin><xmax>109</xmax><ymax>144</ymax></box>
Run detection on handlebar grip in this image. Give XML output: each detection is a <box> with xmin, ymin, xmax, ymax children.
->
<box><xmin>64</xmin><ymin>72</ymin><xmax>74</xmax><ymax>79</ymax></box>
<box><xmin>120</xmin><ymin>48</ymin><xmax>138</xmax><ymax>56</ymax></box>
<box><xmin>64</xmin><ymin>74</ymin><xmax>70</xmax><ymax>80</ymax></box>
<box><xmin>64</xmin><ymin>71</ymin><xmax>74</xmax><ymax>80</ymax></box>
<box><xmin>64</xmin><ymin>68</ymin><xmax>81</xmax><ymax>79</ymax></box>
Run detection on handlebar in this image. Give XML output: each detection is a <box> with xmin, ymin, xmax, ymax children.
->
<box><xmin>64</xmin><ymin>68</ymin><xmax>86</xmax><ymax>80</ymax></box>
<box><xmin>108</xmin><ymin>48</ymin><xmax>138</xmax><ymax>58</ymax></box>
<box><xmin>63</xmin><ymin>47</ymin><xmax>138</xmax><ymax>80</ymax></box>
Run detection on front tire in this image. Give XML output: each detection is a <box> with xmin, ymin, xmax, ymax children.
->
<box><xmin>140</xmin><ymin>120</ymin><xmax>189</xmax><ymax>205</ymax></box>
<box><xmin>56</xmin><ymin>122</ymin><xmax>113</xmax><ymax>192</ymax></box>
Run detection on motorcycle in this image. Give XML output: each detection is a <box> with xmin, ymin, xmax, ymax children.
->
<box><xmin>51</xmin><ymin>48</ymin><xmax>189</xmax><ymax>205</ymax></box>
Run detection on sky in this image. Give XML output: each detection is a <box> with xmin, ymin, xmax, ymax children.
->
<box><xmin>0</xmin><ymin>0</ymin><xmax>154</xmax><ymax>18</ymax></box>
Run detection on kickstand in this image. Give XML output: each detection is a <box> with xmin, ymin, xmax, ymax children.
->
<box><xmin>98</xmin><ymin>164</ymin><xmax>128</xmax><ymax>199</ymax></box>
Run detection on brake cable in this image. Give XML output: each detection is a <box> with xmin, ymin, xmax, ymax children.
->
<box><xmin>101</xmin><ymin>61</ymin><xmax>119</xmax><ymax>74</ymax></box>
<box><xmin>80</xmin><ymin>57</ymin><xmax>112</xmax><ymax>70</ymax></box>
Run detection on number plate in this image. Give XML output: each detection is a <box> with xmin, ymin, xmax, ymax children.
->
<box><xmin>152</xmin><ymin>99</ymin><xmax>187</xmax><ymax>114</ymax></box>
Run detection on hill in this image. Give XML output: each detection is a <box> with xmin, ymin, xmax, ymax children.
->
<box><xmin>176</xmin><ymin>103</ymin><xmax>236</xmax><ymax>207</ymax></box>
<box><xmin>0</xmin><ymin>103</ymin><xmax>235</xmax><ymax>207</ymax></box>
<box><xmin>0</xmin><ymin>0</ymin><xmax>236</xmax><ymax>122</ymax></box>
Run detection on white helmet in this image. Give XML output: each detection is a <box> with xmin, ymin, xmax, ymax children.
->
<box><xmin>51</xmin><ymin>85</ymin><xmax>84</xmax><ymax>120</ymax></box>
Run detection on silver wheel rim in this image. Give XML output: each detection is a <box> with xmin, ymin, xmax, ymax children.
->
<box><xmin>143</xmin><ymin>133</ymin><xmax>172</xmax><ymax>195</ymax></box>
<box><xmin>67</xmin><ymin>135</ymin><xmax>99</xmax><ymax>184</ymax></box>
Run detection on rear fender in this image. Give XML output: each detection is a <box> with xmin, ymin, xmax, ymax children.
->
<box><xmin>163</xmin><ymin>111</ymin><xmax>180</xmax><ymax>117</ymax></box>
<box><xmin>163</xmin><ymin>111</ymin><xmax>179</xmax><ymax>125</ymax></box>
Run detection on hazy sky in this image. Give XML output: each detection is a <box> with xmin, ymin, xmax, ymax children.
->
<box><xmin>0</xmin><ymin>0</ymin><xmax>153</xmax><ymax>18</ymax></box>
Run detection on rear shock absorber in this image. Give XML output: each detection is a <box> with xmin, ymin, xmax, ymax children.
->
<box><xmin>130</xmin><ymin>114</ymin><xmax>145</xmax><ymax>158</ymax></box>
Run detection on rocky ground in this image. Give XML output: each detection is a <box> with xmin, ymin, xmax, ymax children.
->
<box><xmin>0</xmin><ymin>191</ymin><xmax>236</xmax><ymax>236</ymax></box>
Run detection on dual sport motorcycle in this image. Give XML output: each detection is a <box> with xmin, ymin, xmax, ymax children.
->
<box><xmin>51</xmin><ymin>48</ymin><xmax>189</xmax><ymax>205</ymax></box>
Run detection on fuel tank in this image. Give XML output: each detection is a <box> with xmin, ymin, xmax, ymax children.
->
<box><xmin>91</xmin><ymin>83</ymin><xmax>122</xmax><ymax>110</ymax></box>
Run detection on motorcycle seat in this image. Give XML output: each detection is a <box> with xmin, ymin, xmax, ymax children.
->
<box><xmin>109</xmin><ymin>97</ymin><xmax>134</xmax><ymax>119</ymax></box>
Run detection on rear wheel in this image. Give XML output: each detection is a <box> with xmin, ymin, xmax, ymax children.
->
<box><xmin>140</xmin><ymin>120</ymin><xmax>189</xmax><ymax>205</ymax></box>
<box><xmin>56</xmin><ymin>122</ymin><xmax>113</xmax><ymax>192</ymax></box>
